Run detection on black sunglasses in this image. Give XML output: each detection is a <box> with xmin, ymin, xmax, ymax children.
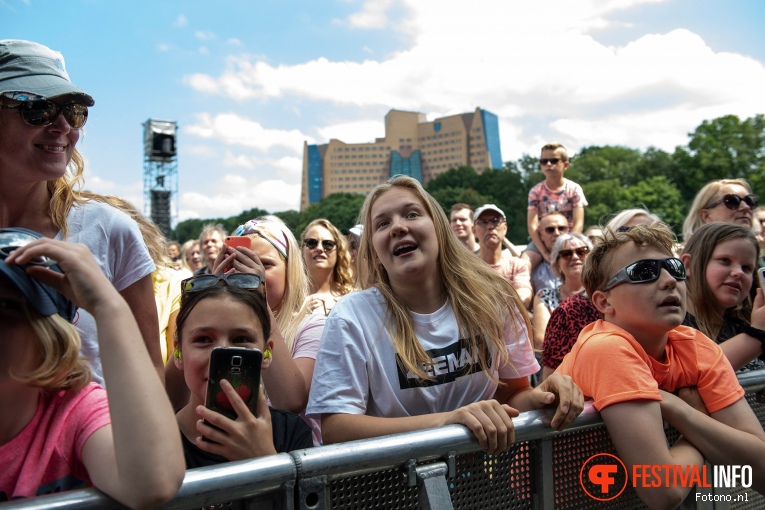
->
<box><xmin>303</xmin><ymin>238</ymin><xmax>336</xmax><ymax>251</ymax></box>
<box><xmin>558</xmin><ymin>246</ymin><xmax>589</xmax><ymax>260</ymax></box>
<box><xmin>706</xmin><ymin>194</ymin><xmax>758</xmax><ymax>211</ymax></box>
<box><xmin>1</xmin><ymin>99</ymin><xmax>88</xmax><ymax>129</ymax></box>
<box><xmin>602</xmin><ymin>258</ymin><xmax>686</xmax><ymax>291</ymax></box>
<box><xmin>540</xmin><ymin>158</ymin><xmax>562</xmax><ymax>166</ymax></box>
<box><xmin>544</xmin><ymin>225</ymin><xmax>569</xmax><ymax>235</ymax></box>
<box><xmin>181</xmin><ymin>273</ymin><xmax>265</xmax><ymax>295</ymax></box>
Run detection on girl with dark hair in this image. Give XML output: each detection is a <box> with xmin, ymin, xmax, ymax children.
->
<box><xmin>172</xmin><ymin>275</ymin><xmax>312</xmax><ymax>468</ymax></box>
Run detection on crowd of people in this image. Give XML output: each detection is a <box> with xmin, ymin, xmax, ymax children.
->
<box><xmin>2</xmin><ymin>39</ymin><xmax>765</xmax><ymax>509</ymax></box>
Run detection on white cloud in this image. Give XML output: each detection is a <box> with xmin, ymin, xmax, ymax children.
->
<box><xmin>172</xmin><ymin>0</ymin><xmax>765</xmax><ymax>221</ymax></box>
<box><xmin>195</xmin><ymin>30</ymin><xmax>216</xmax><ymax>41</ymax></box>
<box><xmin>227</xmin><ymin>38</ymin><xmax>244</xmax><ymax>46</ymax></box>
<box><xmin>185</xmin><ymin>112</ymin><xmax>313</xmax><ymax>153</ymax></box>
<box><xmin>346</xmin><ymin>0</ymin><xmax>394</xmax><ymax>29</ymax></box>
<box><xmin>182</xmin><ymin>0</ymin><xmax>765</xmax><ymax>166</ymax></box>
<box><xmin>178</xmin><ymin>176</ymin><xmax>301</xmax><ymax>219</ymax></box>
<box><xmin>156</xmin><ymin>43</ymin><xmax>170</xmax><ymax>52</ymax></box>
<box><xmin>173</xmin><ymin>14</ymin><xmax>187</xmax><ymax>28</ymax></box>
<box><xmin>198</xmin><ymin>46</ymin><xmax>210</xmax><ymax>55</ymax></box>
<box><xmin>316</xmin><ymin>119</ymin><xmax>384</xmax><ymax>144</ymax></box>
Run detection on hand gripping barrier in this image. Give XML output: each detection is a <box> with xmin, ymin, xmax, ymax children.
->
<box><xmin>3</xmin><ymin>370</ymin><xmax>765</xmax><ymax>510</ymax></box>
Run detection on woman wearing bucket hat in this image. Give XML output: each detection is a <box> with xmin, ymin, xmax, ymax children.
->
<box><xmin>0</xmin><ymin>40</ymin><xmax>162</xmax><ymax>385</ymax></box>
<box><xmin>0</xmin><ymin>230</ymin><xmax>184</xmax><ymax>505</ymax></box>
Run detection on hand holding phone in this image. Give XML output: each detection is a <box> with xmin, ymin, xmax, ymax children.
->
<box><xmin>203</xmin><ymin>347</ymin><xmax>262</xmax><ymax>436</ymax></box>
<box><xmin>225</xmin><ymin>236</ymin><xmax>252</xmax><ymax>250</ymax></box>
<box><xmin>758</xmin><ymin>267</ymin><xmax>765</xmax><ymax>292</ymax></box>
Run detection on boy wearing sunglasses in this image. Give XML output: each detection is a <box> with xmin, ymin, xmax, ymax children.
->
<box><xmin>524</xmin><ymin>143</ymin><xmax>587</xmax><ymax>274</ymax></box>
<box><xmin>556</xmin><ymin>222</ymin><xmax>765</xmax><ymax>507</ymax></box>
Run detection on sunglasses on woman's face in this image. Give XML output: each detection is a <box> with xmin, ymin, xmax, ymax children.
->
<box><xmin>601</xmin><ymin>257</ymin><xmax>686</xmax><ymax>291</ymax></box>
<box><xmin>1</xmin><ymin>100</ymin><xmax>88</xmax><ymax>128</ymax></box>
<box><xmin>181</xmin><ymin>273</ymin><xmax>266</xmax><ymax>295</ymax></box>
<box><xmin>706</xmin><ymin>193</ymin><xmax>758</xmax><ymax>211</ymax></box>
<box><xmin>303</xmin><ymin>238</ymin><xmax>336</xmax><ymax>252</ymax></box>
<box><xmin>558</xmin><ymin>246</ymin><xmax>589</xmax><ymax>260</ymax></box>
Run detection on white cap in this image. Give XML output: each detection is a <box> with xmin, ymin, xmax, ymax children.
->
<box><xmin>473</xmin><ymin>204</ymin><xmax>506</xmax><ymax>221</ymax></box>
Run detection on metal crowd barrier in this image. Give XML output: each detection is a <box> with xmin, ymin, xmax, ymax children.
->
<box><xmin>4</xmin><ymin>371</ymin><xmax>765</xmax><ymax>510</ymax></box>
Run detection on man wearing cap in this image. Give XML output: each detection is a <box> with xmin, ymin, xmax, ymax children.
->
<box><xmin>473</xmin><ymin>204</ymin><xmax>532</xmax><ymax>309</ymax></box>
<box><xmin>0</xmin><ymin>40</ymin><xmax>162</xmax><ymax>385</ymax></box>
<box><xmin>449</xmin><ymin>203</ymin><xmax>479</xmax><ymax>253</ymax></box>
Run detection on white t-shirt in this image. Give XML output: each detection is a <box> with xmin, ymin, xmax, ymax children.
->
<box><xmin>307</xmin><ymin>288</ymin><xmax>539</xmax><ymax>420</ymax></box>
<box><xmin>55</xmin><ymin>201</ymin><xmax>155</xmax><ymax>385</ymax></box>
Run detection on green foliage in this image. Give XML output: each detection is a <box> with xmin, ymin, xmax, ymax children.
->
<box><xmin>295</xmin><ymin>193</ymin><xmax>367</xmax><ymax>234</ymax></box>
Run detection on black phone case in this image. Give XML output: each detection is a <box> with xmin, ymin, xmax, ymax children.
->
<box><xmin>204</xmin><ymin>347</ymin><xmax>262</xmax><ymax>422</ymax></box>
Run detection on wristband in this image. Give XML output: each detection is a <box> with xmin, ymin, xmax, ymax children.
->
<box><xmin>741</xmin><ymin>324</ymin><xmax>765</xmax><ymax>346</ymax></box>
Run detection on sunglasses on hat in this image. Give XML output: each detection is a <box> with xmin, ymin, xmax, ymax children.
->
<box><xmin>601</xmin><ymin>258</ymin><xmax>686</xmax><ymax>292</ymax></box>
<box><xmin>1</xmin><ymin>96</ymin><xmax>88</xmax><ymax>128</ymax></box>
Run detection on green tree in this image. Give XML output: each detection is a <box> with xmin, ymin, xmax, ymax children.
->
<box><xmin>298</xmin><ymin>192</ymin><xmax>367</xmax><ymax>234</ymax></box>
<box><xmin>671</xmin><ymin>114</ymin><xmax>765</xmax><ymax>201</ymax></box>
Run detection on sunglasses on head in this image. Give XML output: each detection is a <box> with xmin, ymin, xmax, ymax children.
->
<box><xmin>181</xmin><ymin>273</ymin><xmax>266</xmax><ymax>295</ymax></box>
<box><xmin>475</xmin><ymin>216</ymin><xmax>505</xmax><ymax>228</ymax></box>
<box><xmin>602</xmin><ymin>257</ymin><xmax>686</xmax><ymax>292</ymax></box>
<box><xmin>540</xmin><ymin>158</ymin><xmax>562</xmax><ymax>166</ymax></box>
<box><xmin>706</xmin><ymin>193</ymin><xmax>758</xmax><ymax>211</ymax></box>
<box><xmin>0</xmin><ymin>228</ymin><xmax>57</xmax><ymax>268</ymax></box>
<box><xmin>544</xmin><ymin>225</ymin><xmax>569</xmax><ymax>235</ymax></box>
<box><xmin>303</xmin><ymin>238</ymin><xmax>336</xmax><ymax>251</ymax></box>
<box><xmin>1</xmin><ymin>99</ymin><xmax>88</xmax><ymax>129</ymax></box>
<box><xmin>558</xmin><ymin>246</ymin><xmax>589</xmax><ymax>260</ymax></box>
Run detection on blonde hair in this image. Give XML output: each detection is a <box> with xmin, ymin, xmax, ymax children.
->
<box><xmin>13</xmin><ymin>300</ymin><xmax>91</xmax><ymax>391</ymax></box>
<box><xmin>47</xmin><ymin>149</ymin><xmax>87</xmax><ymax>240</ymax></box>
<box><xmin>301</xmin><ymin>218</ymin><xmax>355</xmax><ymax>296</ymax></box>
<box><xmin>248</xmin><ymin>216</ymin><xmax>311</xmax><ymax>350</ymax></box>
<box><xmin>682</xmin><ymin>179</ymin><xmax>752</xmax><ymax>241</ymax></box>
<box><xmin>356</xmin><ymin>175</ymin><xmax>531</xmax><ymax>381</ymax></box>
<box><xmin>582</xmin><ymin>222</ymin><xmax>676</xmax><ymax>297</ymax></box>
<box><xmin>180</xmin><ymin>239</ymin><xmax>199</xmax><ymax>272</ymax></box>
<box><xmin>540</xmin><ymin>142</ymin><xmax>569</xmax><ymax>161</ymax></box>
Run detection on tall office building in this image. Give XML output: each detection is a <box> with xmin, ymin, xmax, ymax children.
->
<box><xmin>301</xmin><ymin>107</ymin><xmax>502</xmax><ymax>210</ymax></box>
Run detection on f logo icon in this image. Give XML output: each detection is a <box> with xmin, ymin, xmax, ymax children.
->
<box><xmin>589</xmin><ymin>464</ymin><xmax>617</xmax><ymax>493</ymax></box>
<box><xmin>580</xmin><ymin>454</ymin><xmax>627</xmax><ymax>501</ymax></box>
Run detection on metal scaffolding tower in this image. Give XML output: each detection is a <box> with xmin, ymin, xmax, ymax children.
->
<box><xmin>143</xmin><ymin>119</ymin><xmax>178</xmax><ymax>238</ymax></box>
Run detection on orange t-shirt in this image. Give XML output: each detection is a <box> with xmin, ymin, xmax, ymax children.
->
<box><xmin>556</xmin><ymin>320</ymin><xmax>744</xmax><ymax>412</ymax></box>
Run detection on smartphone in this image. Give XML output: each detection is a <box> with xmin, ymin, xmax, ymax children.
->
<box><xmin>203</xmin><ymin>347</ymin><xmax>262</xmax><ymax>440</ymax></box>
<box><xmin>225</xmin><ymin>235</ymin><xmax>251</xmax><ymax>250</ymax></box>
<box><xmin>759</xmin><ymin>267</ymin><xmax>765</xmax><ymax>292</ymax></box>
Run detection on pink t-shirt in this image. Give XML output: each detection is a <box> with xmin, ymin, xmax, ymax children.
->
<box><xmin>489</xmin><ymin>251</ymin><xmax>532</xmax><ymax>294</ymax></box>
<box><xmin>527</xmin><ymin>179</ymin><xmax>587</xmax><ymax>227</ymax></box>
<box><xmin>0</xmin><ymin>383</ymin><xmax>110</xmax><ymax>501</ymax></box>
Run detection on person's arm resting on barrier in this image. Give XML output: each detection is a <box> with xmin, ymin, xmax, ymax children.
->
<box><xmin>658</xmin><ymin>391</ymin><xmax>765</xmax><ymax>494</ymax></box>
<box><xmin>601</xmin><ymin>400</ymin><xmax>703</xmax><ymax>509</ymax></box>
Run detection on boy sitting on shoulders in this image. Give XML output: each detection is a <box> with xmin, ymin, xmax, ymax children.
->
<box><xmin>556</xmin><ymin>222</ymin><xmax>765</xmax><ymax>509</ymax></box>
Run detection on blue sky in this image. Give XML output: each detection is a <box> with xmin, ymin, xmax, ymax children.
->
<box><xmin>3</xmin><ymin>0</ymin><xmax>765</xmax><ymax>224</ymax></box>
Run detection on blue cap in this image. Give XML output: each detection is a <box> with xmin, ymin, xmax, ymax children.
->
<box><xmin>0</xmin><ymin>228</ymin><xmax>77</xmax><ymax>322</ymax></box>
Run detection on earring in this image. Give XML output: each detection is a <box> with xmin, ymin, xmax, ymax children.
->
<box><xmin>263</xmin><ymin>349</ymin><xmax>272</xmax><ymax>360</ymax></box>
<box><xmin>173</xmin><ymin>349</ymin><xmax>182</xmax><ymax>359</ymax></box>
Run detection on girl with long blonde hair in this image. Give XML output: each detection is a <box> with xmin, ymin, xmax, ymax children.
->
<box><xmin>306</xmin><ymin>176</ymin><xmax>583</xmax><ymax>453</ymax></box>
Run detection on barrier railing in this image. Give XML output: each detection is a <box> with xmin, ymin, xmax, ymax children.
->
<box><xmin>4</xmin><ymin>371</ymin><xmax>765</xmax><ymax>510</ymax></box>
